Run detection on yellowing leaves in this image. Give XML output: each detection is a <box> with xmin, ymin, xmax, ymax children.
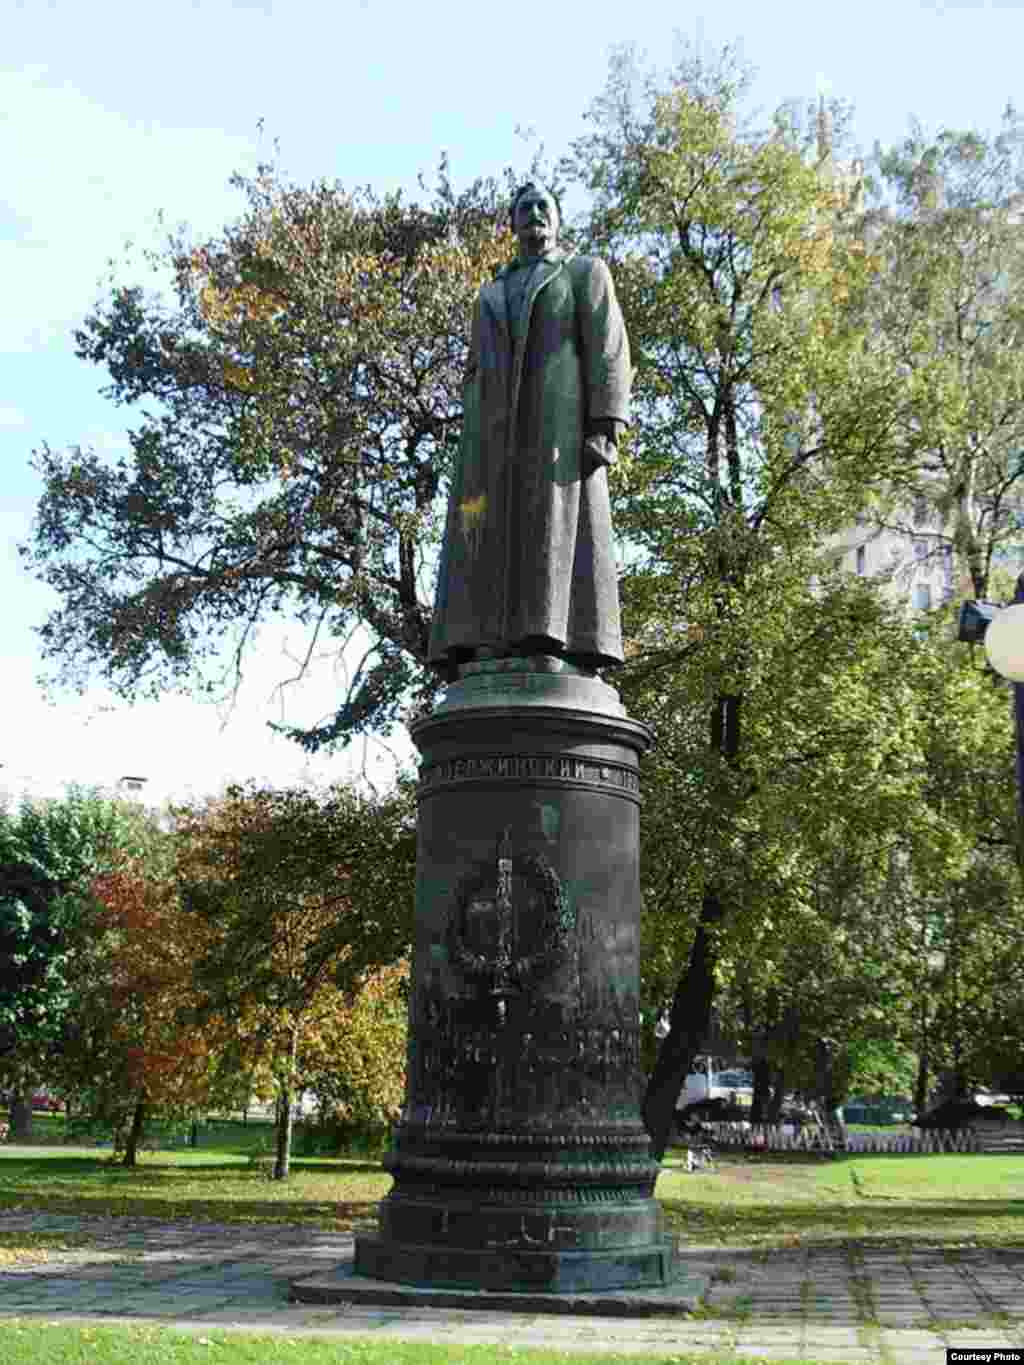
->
<box><xmin>171</xmin><ymin>781</ymin><xmax>415</xmax><ymax>1156</ymax></box>
<box><xmin>198</xmin><ymin>281</ymin><xmax>286</xmax><ymax>330</ymax></box>
<box><xmin>222</xmin><ymin>361</ymin><xmax>254</xmax><ymax>392</ymax></box>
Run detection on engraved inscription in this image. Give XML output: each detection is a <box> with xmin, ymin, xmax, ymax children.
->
<box><xmin>420</xmin><ymin>753</ymin><xmax>640</xmax><ymax>794</ymax></box>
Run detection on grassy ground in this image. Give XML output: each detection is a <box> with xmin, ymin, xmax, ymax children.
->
<box><xmin>0</xmin><ymin>1111</ymin><xmax>284</xmax><ymax>1152</ymax></box>
<box><xmin>0</xmin><ymin>1149</ymin><xmax>390</xmax><ymax>1234</ymax></box>
<box><xmin>1</xmin><ymin>1143</ymin><xmax>1020</xmax><ymax>1363</ymax></box>
<box><xmin>0</xmin><ymin>1321</ymin><xmax>804</xmax><ymax>1365</ymax></box>
<box><xmin>657</xmin><ymin>1149</ymin><xmax>1024</xmax><ymax>1248</ymax></box>
<box><xmin>0</xmin><ymin>1143</ymin><xmax>1022</xmax><ymax>1251</ymax></box>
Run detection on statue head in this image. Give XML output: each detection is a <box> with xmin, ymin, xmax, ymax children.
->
<box><xmin>510</xmin><ymin>182</ymin><xmax>561</xmax><ymax>260</ymax></box>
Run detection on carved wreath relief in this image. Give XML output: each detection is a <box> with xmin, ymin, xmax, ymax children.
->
<box><xmin>444</xmin><ymin>827</ymin><xmax>575</xmax><ymax>1003</ymax></box>
<box><xmin>407</xmin><ymin>830</ymin><xmax>643</xmax><ymax>1124</ymax></box>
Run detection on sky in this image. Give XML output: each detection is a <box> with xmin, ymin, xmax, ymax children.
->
<box><xmin>3</xmin><ymin>0</ymin><xmax>1023</xmax><ymax>808</ymax></box>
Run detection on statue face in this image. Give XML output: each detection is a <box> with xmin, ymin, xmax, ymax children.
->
<box><xmin>513</xmin><ymin>187</ymin><xmax>559</xmax><ymax>259</ymax></box>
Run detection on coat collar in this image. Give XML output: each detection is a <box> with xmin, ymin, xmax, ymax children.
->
<box><xmin>495</xmin><ymin>248</ymin><xmax>569</xmax><ymax>280</ymax></box>
<box><xmin>486</xmin><ymin>251</ymin><xmax>573</xmax><ymax>333</ymax></box>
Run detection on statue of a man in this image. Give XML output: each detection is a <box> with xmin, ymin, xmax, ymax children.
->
<box><xmin>428</xmin><ymin>182</ymin><xmax>632</xmax><ymax>677</ymax></box>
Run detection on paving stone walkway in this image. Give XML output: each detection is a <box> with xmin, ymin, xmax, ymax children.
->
<box><xmin>1</xmin><ymin>1212</ymin><xmax>1024</xmax><ymax>1361</ymax></box>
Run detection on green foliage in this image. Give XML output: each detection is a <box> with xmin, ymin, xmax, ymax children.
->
<box><xmin>173</xmin><ymin>780</ymin><xmax>415</xmax><ymax>1174</ymax></box>
<box><xmin>563</xmin><ymin>45</ymin><xmax>905</xmax><ymax>569</ymax></box>
<box><xmin>844</xmin><ymin>1041</ymin><xmax>918</xmax><ymax>1100</ymax></box>
<box><xmin>174</xmin><ymin>779</ymin><xmax>415</xmax><ymax>1010</ymax></box>
<box><xmin>20</xmin><ymin>155</ymin><xmax>555</xmax><ymax>748</ymax></box>
<box><xmin>860</xmin><ymin>105</ymin><xmax>1024</xmax><ymax>598</ymax></box>
<box><xmin>16</xmin><ymin>43</ymin><xmax>1024</xmax><ymax>1134</ymax></box>
<box><xmin>301</xmin><ymin>959</ymin><xmax>409</xmax><ymax>1141</ymax></box>
<box><xmin>0</xmin><ymin>789</ymin><xmax>168</xmax><ymax>1086</ymax></box>
<box><xmin>561</xmin><ymin>47</ymin><xmax>1024</xmax><ymax>1131</ymax></box>
<box><xmin>558</xmin><ymin>44</ymin><xmax>921</xmax><ymax>1143</ymax></box>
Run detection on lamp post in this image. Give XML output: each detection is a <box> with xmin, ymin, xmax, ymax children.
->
<box><xmin>957</xmin><ymin>570</ymin><xmax>1024</xmax><ymax>858</ymax></box>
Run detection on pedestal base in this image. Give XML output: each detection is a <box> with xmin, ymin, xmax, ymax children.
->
<box><xmin>354</xmin><ymin>665</ymin><xmax>662</xmax><ymax>1297</ymax></box>
<box><xmin>291</xmin><ymin>1250</ymin><xmax>707</xmax><ymax>1317</ymax></box>
<box><xmin>355</xmin><ymin>1230</ymin><xmax>676</xmax><ymax>1293</ymax></box>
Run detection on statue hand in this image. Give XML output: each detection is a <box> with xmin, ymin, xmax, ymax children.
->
<box><xmin>583</xmin><ymin>418</ymin><xmax>624</xmax><ymax>475</ymax></box>
<box><xmin>583</xmin><ymin>434</ymin><xmax>617</xmax><ymax>475</ymax></box>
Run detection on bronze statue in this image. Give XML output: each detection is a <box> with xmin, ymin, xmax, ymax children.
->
<box><xmin>428</xmin><ymin>183</ymin><xmax>632</xmax><ymax>676</ymax></box>
<box><xmin>325</xmin><ymin>196</ymin><xmax>669</xmax><ymax>1307</ymax></box>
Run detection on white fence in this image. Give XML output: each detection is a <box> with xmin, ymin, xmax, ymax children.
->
<box><xmin>703</xmin><ymin>1122</ymin><xmax>984</xmax><ymax>1154</ymax></box>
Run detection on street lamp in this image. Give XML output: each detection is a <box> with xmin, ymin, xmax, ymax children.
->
<box><xmin>957</xmin><ymin>571</ymin><xmax>1024</xmax><ymax>851</ymax></box>
<box><xmin>956</xmin><ymin>599</ymin><xmax>1001</xmax><ymax>647</ymax></box>
<box><xmin>979</xmin><ymin>601</ymin><xmax>1024</xmax><ymax>683</ymax></box>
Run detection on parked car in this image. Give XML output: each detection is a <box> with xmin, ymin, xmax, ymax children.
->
<box><xmin>913</xmin><ymin>1098</ymin><xmax>1012</xmax><ymax>1131</ymax></box>
<box><xmin>675</xmin><ymin>1096</ymin><xmax>750</xmax><ymax>1133</ymax></box>
<box><xmin>1</xmin><ymin>1090</ymin><xmax>62</xmax><ymax>1113</ymax></box>
<box><xmin>678</xmin><ymin>1056</ymin><xmax>753</xmax><ymax>1107</ymax></box>
<box><xmin>841</xmin><ymin>1095</ymin><xmax>913</xmax><ymax>1125</ymax></box>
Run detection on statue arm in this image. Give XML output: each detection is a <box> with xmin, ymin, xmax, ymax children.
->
<box><xmin>576</xmin><ymin>259</ymin><xmax>631</xmax><ymax>473</ymax></box>
<box><xmin>576</xmin><ymin>258</ymin><xmax>631</xmax><ymax>427</ymax></box>
<box><xmin>463</xmin><ymin>295</ymin><xmax>482</xmax><ymax>387</ymax></box>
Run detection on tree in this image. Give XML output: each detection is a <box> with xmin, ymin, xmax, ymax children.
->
<box><xmin>703</xmin><ymin>594</ymin><xmax>1022</xmax><ymax>1123</ymax></box>
<box><xmin>20</xmin><ymin>158</ymin><xmax>544</xmax><ymax>748</ymax></box>
<box><xmin>633</xmin><ymin>565</ymin><xmax>954</xmax><ymax>1133</ymax></box>
<box><xmin>297</xmin><ymin>959</ymin><xmax>409</xmax><ymax>1146</ymax></box>
<box><xmin>561</xmin><ymin>43</ymin><xmax>913</xmax><ymax>1159</ymax></box>
<box><xmin>860</xmin><ymin>106</ymin><xmax>1024</xmax><ymax>601</ymax></box>
<box><xmin>892</xmin><ymin>607</ymin><xmax>1024</xmax><ymax>1106</ymax></box>
<box><xmin>55</xmin><ymin>856</ymin><xmax>221</xmax><ymax>1166</ymax></box>
<box><xmin>174</xmin><ymin>780</ymin><xmax>415</xmax><ymax>1178</ymax></box>
<box><xmin>856</xmin><ymin>112</ymin><xmax>1024</xmax><ymax>990</ymax></box>
<box><xmin>0</xmin><ymin>789</ymin><xmax>162</xmax><ymax>1139</ymax></box>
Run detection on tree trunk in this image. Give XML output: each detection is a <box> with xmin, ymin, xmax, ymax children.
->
<box><xmin>9</xmin><ymin>1089</ymin><xmax>33</xmax><ymax>1142</ymax></box>
<box><xmin>952</xmin><ymin>1039</ymin><xmax>968</xmax><ymax>1102</ymax></box>
<box><xmin>815</xmin><ymin>1040</ymin><xmax>841</xmax><ymax>1133</ymax></box>
<box><xmin>766</xmin><ymin>1068</ymin><xmax>786</xmax><ymax>1124</ymax></box>
<box><xmin>273</xmin><ymin>1026</ymin><xmax>299</xmax><ymax>1181</ymax></box>
<box><xmin>122</xmin><ymin>1098</ymin><xmax>146</xmax><ymax>1168</ymax></box>
<box><xmin>273</xmin><ymin>1088</ymin><xmax>293</xmax><ymax>1181</ymax></box>
<box><xmin>917</xmin><ymin>1042</ymin><xmax>933</xmax><ymax>1119</ymax></box>
<box><xmin>641</xmin><ymin>889</ymin><xmax>723</xmax><ymax>1162</ymax></box>
<box><xmin>914</xmin><ymin>961</ymin><xmax>931</xmax><ymax>1117</ymax></box>
<box><xmin>750</xmin><ymin>1056</ymin><xmax>773</xmax><ymax>1123</ymax></box>
<box><xmin>917</xmin><ymin>1048</ymin><xmax>933</xmax><ymax>1113</ymax></box>
<box><xmin>640</xmin><ymin>687</ymin><xmax>738</xmax><ymax>1161</ymax></box>
<box><xmin>913</xmin><ymin>1048</ymin><xmax>929</xmax><ymax>1117</ymax></box>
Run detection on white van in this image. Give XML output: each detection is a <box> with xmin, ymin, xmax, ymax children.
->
<box><xmin>678</xmin><ymin>1056</ymin><xmax>753</xmax><ymax>1107</ymax></box>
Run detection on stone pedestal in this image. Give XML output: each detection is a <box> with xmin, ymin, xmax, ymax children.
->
<box><xmin>349</xmin><ymin>661</ymin><xmax>670</xmax><ymax>1294</ymax></box>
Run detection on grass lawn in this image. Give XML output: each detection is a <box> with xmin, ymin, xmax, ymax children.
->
<box><xmin>0</xmin><ymin>1145</ymin><xmax>1020</xmax><ymax>1364</ymax></box>
<box><xmin>0</xmin><ymin>1321</ymin><xmax>804</xmax><ymax>1365</ymax></box>
<box><xmin>657</xmin><ymin>1148</ymin><xmax>1024</xmax><ymax>1248</ymax></box>
<box><xmin>0</xmin><ymin>1148</ymin><xmax>390</xmax><ymax>1236</ymax></box>
<box><xmin>0</xmin><ymin>1111</ymin><xmax>285</xmax><ymax>1153</ymax></box>
<box><xmin>0</xmin><ymin>1142</ymin><xmax>1022</xmax><ymax>1251</ymax></box>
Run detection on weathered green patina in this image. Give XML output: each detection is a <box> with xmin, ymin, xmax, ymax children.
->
<box><xmin>428</xmin><ymin>183</ymin><xmax>630</xmax><ymax>674</ymax></box>
<box><xmin>348</xmin><ymin>186</ymin><xmax>675</xmax><ymax>1295</ymax></box>
<box><xmin>352</xmin><ymin>664</ymin><xmax>675</xmax><ymax>1292</ymax></box>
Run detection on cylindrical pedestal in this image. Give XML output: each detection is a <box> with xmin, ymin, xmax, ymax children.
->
<box><xmin>354</xmin><ymin>664</ymin><xmax>669</xmax><ymax>1293</ymax></box>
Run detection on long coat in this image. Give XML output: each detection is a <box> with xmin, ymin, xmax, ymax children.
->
<box><xmin>428</xmin><ymin>251</ymin><xmax>631</xmax><ymax>670</ymax></box>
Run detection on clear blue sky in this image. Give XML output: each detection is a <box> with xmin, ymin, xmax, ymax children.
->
<box><xmin>3</xmin><ymin>0</ymin><xmax>1022</xmax><ymax>805</ymax></box>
